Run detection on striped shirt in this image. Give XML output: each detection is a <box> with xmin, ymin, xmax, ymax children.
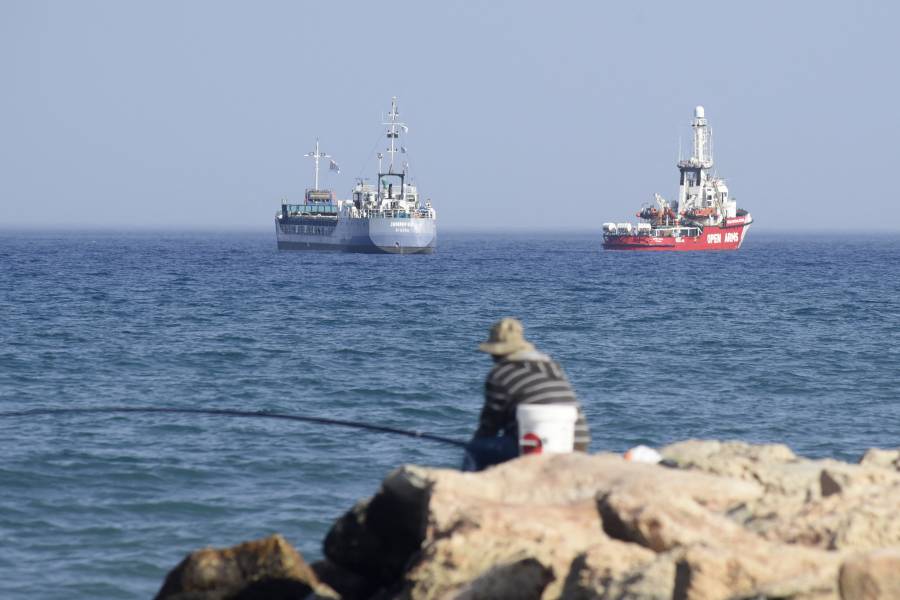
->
<box><xmin>476</xmin><ymin>350</ymin><xmax>591</xmax><ymax>451</ymax></box>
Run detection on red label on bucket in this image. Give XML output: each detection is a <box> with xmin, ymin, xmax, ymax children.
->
<box><xmin>521</xmin><ymin>432</ymin><xmax>543</xmax><ymax>455</ymax></box>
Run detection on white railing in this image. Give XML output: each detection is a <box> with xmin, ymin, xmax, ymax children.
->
<box><xmin>363</xmin><ymin>208</ymin><xmax>434</xmax><ymax>219</ymax></box>
<box><xmin>603</xmin><ymin>224</ymin><xmax>702</xmax><ymax>237</ymax></box>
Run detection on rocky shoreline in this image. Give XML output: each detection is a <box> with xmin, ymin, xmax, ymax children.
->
<box><xmin>154</xmin><ymin>441</ymin><xmax>900</xmax><ymax>599</ymax></box>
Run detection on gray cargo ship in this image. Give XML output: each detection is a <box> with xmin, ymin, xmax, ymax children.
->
<box><xmin>275</xmin><ymin>97</ymin><xmax>436</xmax><ymax>253</ymax></box>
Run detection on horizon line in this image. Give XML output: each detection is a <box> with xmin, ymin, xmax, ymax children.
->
<box><xmin>2</xmin><ymin>225</ymin><xmax>899</xmax><ymax>235</ymax></box>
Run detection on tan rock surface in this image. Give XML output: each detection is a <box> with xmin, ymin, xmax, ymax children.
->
<box><xmin>154</xmin><ymin>534</ymin><xmax>333</xmax><ymax>600</ymax></box>
<box><xmin>403</xmin><ymin>499</ymin><xmax>656</xmax><ymax>599</ymax></box>
<box><xmin>378</xmin><ymin>452</ymin><xmax>829</xmax><ymax>599</ymax></box>
<box><xmin>158</xmin><ymin>441</ymin><xmax>900</xmax><ymax>600</ymax></box>
<box><xmin>858</xmin><ymin>448</ymin><xmax>900</xmax><ymax>470</ymax></box>
<box><xmin>662</xmin><ymin>440</ymin><xmax>900</xmax><ymax>552</ymax></box>
<box><xmin>561</xmin><ymin>549</ymin><xmax>678</xmax><ymax>599</ymax></box>
<box><xmin>597</xmin><ymin>482</ymin><xmax>843</xmax><ymax>599</ymax></box>
<box><xmin>406</xmin><ymin>451</ymin><xmax>763</xmax><ymax>517</ymax></box>
<box><xmin>772</xmin><ymin>482</ymin><xmax>900</xmax><ymax>550</ymax></box>
<box><xmin>674</xmin><ymin>543</ymin><xmax>841</xmax><ymax>600</ymax></box>
<box><xmin>839</xmin><ymin>547</ymin><xmax>900</xmax><ymax>600</ymax></box>
<box><xmin>661</xmin><ymin>439</ymin><xmax>822</xmax><ymax>500</ymax></box>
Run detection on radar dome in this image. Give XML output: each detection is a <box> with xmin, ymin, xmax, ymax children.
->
<box><xmin>694</xmin><ymin>106</ymin><xmax>705</xmax><ymax>119</ymax></box>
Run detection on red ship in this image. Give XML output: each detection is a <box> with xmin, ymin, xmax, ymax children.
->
<box><xmin>603</xmin><ymin>106</ymin><xmax>752</xmax><ymax>251</ymax></box>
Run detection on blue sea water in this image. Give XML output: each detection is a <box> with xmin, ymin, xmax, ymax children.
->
<box><xmin>0</xmin><ymin>230</ymin><xmax>898</xmax><ymax>598</ymax></box>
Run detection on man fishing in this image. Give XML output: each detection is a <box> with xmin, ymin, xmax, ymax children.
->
<box><xmin>462</xmin><ymin>318</ymin><xmax>591</xmax><ymax>471</ymax></box>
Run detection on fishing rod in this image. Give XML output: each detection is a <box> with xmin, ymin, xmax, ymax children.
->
<box><xmin>0</xmin><ymin>407</ymin><xmax>468</xmax><ymax>448</ymax></box>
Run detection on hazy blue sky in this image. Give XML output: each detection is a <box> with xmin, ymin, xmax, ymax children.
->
<box><xmin>2</xmin><ymin>1</ymin><xmax>898</xmax><ymax>231</ymax></box>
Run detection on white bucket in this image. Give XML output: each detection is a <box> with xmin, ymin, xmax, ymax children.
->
<box><xmin>516</xmin><ymin>404</ymin><xmax>577</xmax><ymax>455</ymax></box>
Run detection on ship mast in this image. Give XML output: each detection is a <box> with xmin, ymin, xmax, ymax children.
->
<box><xmin>382</xmin><ymin>97</ymin><xmax>407</xmax><ymax>174</ymax></box>
<box><xmin>304</xmin><ymin>138</ymin><xmax>332</xmax><ymax>191</ymax></box>
<box><xmin>691</xmin><ymin>106</ymin><xmax>712</xmax><ymax>169</ymax></box>
<box><xmin>677</xmin><ymin>106</ymin><xmax>714</xmax><ymax>213</ymax></box>
<box><xmin>376</xmin><ymin>97</ymin><xmax>410</xmax><ymax>205</ymax></box>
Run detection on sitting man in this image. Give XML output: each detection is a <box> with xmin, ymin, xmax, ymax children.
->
<box><xmin>462</xmin><ymin>318</ymin><xmax>591</xmax><ymax>471</ymax></box>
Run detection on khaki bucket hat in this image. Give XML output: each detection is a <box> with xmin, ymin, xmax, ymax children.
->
<box><xmin>478</xmin><ymin>318</ymin><xmax>535</xmax><ymax>356</ymax></box>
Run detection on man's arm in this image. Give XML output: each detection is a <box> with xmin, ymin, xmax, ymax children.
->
<box><xmin>474</xmin><ymin>376</ymin><xmax>509</xmax><ymax>437</ymax></box>
<box><xmin>573</xmin><ymin>406</ymin><xmax>591</xmax><ymax>452</ymax></box>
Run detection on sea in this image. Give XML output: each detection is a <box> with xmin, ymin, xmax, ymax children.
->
<box><xmin>1</xmin><ymin>230</ymin><xmax>898</xmax><ymax>598</ymax></box>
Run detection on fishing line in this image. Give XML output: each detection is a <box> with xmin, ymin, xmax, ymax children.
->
<box><xmin>0</xmin><ymin>407</ymin><xmax>468</xmax><ymax>448</ymax></box>
<box><xmin>354</xmin><ymin>130</ymin><xmax>385</xmax><ymax>181</ymax></box>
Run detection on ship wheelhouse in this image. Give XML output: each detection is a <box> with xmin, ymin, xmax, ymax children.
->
<box><xmin>305</xmin><ymin>189</ymin><xmax>334</xmax><ymax>204</ymax></box>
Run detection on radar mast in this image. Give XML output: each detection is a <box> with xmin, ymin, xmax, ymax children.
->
<box><xmin>377</xmin><ymin>97</ymin><xmax>410</xmax><ymax>204</ymax></box>
<box><xmin>304</xmin><ymin>139</ymin><xmax>333</xmax><ymax>191</ymax></box>
<box><xmin>382</xmin><ymin>97</ymin><xmax>407</xmax><ymax>174</ymax></box>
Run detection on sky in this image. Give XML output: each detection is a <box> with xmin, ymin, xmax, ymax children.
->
<box><xmin>1</xmin><ymin>0</ymin><xmax>898</xmax><ymax>231</ymax></box>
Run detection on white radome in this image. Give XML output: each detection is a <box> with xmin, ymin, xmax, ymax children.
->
<box><xmin>694</xmin><ymin>105</ymin><xmax>705</xmax><ymax>119</ymax></box>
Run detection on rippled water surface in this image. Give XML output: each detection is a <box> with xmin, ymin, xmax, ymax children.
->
<box><xmin>1</xmin><ymin>230</ymin><xmax>899</xmax><ymax>598</ymax></box>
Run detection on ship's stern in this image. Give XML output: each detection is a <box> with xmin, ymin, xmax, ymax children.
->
<box><xmin>368</xmin><ymin>216</ymin><xmax>436</xmax><ymax>254</ymax></box>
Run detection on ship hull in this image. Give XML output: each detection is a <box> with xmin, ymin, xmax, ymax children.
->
<box><xmin>275</xmin><ymin>215</ymin><xmax>436</xmax><ymax>254</ymax></box>
<box><xmin>603</xmin><ymin>219</ymin><xmax>751</xmax><ymax>251</ymax></box>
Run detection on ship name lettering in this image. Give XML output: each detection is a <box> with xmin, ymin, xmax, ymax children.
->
<box><xmin>706</xmin><ymin>233</ymin><xmax>722</xmax><ymax>244</ymax></box>
<box><xmin>724</xmin><ymin>232</ymin><xmax>740</xmax><ymax>243</ymax></box>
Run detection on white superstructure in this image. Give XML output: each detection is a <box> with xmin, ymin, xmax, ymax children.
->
<box><xmin>347</xmin><ymin>96</ymin><xmax>436</xmax><ymax>221</ymax></box>
<box><xmin>673</xmin><ymin>105</ymin><xmax>737</xmax><ymax>224</ymax></box>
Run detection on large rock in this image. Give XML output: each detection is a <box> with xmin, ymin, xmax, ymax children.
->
<box><xmin>402</xmin><ymin>499</ymin><xmax>657</xmax><ymax>598</ymax></box>
<box><xmin>662</xmin><ymin>440</ymin><xmax>900</xmax><ymax>552</ymax></box>
<box><xmin>323</xmin><ymin>465</ymin><xmax>432</xmax><ymax>588</ymax></box>
<box><xmin>597</xmin><ymin>482</ymin><xmax>842</xmax><ymax>599</ymax></box>
<box><xmin>159</xmin><ymin>441</ymin><xmax>900</xmax><ymax>599</ymax></box>
<box><xmin>858</xmin><ymin>448</ymin><xmax>900</xmax><ymax>470</ymax></box>
<box><xmin>839</xmin><ymin>547</ymin><xmax>900</xmax><ymax>600</ymax></box>
<box><xmin>674</xmin><ymin>543</ymin><xmax>840</xmax><ymax>600</ymax></box>
<box><xmin>323</xmin><ymin>452</ymin><xmax>802</xmax><ymax>599</ymax></box>
<box><xmin>560</xmin><ymin>549</ymin><xmax>678</xmax><ymax>599</ymax></box>
<box><xmin>661</xmin><ymin>439</ymin><xmax>821</xmax><ymax>501</ymax></box>
<box><xmin>771</xmin><ymin>479</ymin><xmax>900</xmax><ymax>551</ymax></box>
<box><xmin>154</xmin><ymin>534</ymin><xmax>333</xmax><ymax>600</ymax></box>
<box><xmin>311</xmin><ymin>559</ymin><xmax>376</xmax><ymax>600</ymax></box>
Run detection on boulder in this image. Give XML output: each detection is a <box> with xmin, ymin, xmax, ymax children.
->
<box><xmin>839</xmin><ymin>547</ymin><xmax>900</xmax><ymax>600</ymax></box>
<box><xmin>858</xmin><ymin>449</ymin><xmax>900</xmax><ymax>470</ymax></box>
<box><xmin>820</xmin><ymin>463</ymin><xmax>900</xmax><ymax>498</ymax></box>
<box><xmin>597</xmin><ymin>485</ymin><xmax>754</xmax><ymax>552</ymax></box>
<box><xmin>662</xmin><ymin>440</ymin><xmax>900</xmax><ymax>552</ymax></box>
<box><xmin>597</xmin><ymin>483</ymin><xmax>842</xmax><ymax>599</ymax></box>
<box><xmin>157</xmin><ymin>441</ymin><xmax>900</xmax><ymax>600</ymax></box>
<box><xmin>773</xmin><ymin>483</ymin><xmax>900</xmax><ymax>551</ymax></box>
<box><xmin>311</xmin><ymin>559</ymin><xmax>378</xmax><ymax>600</ymax></box>
<box><xmin>402</xmin><ymin>499</ymin><xmax>656</xmax><ymax>599</ymax></box>
<box><xmin>661</xmin><ymin>439</ymin><xmax>822</xmax><ymax>501</ymax></box>
<box><xmin>674</xmin><ymin>544</ymin><xmax>840</xmax><ymax>600</ymax></box>
<box><xmin>323</xmin><ymin>465</ymin><xmax>432</xmax><ymax>587</ymax></box>
<box><xmin>324</xmin><ymin>453</ymin><xmax>762</xmax><ymax>599</ymax></box>
<box><xmin>560</xmin><ymin>549</ymin><xmax>678</xmax><ymax>599</ymax></box>
<box><xmin>154</xmin><ymin>534</ymin><xmax>333</xmax><ymax>600</ymax></box>
<box><xmin>452</xmin><ymin>557</ymin><xmax>555</xmax><ymax>600</ymax></box>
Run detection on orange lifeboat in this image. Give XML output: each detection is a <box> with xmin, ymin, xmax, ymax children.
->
<box><xmin>638</xmin><ymin>206</ymin><xmax>677</xmax><ymax>224</ymax></box>
<box><xmin>683</xmin><ymin>207</ymin><xmax>716</xmax><ymax>219</ymax></box>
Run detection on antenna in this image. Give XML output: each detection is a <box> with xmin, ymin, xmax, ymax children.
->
<box><xmin>304</xmin><ymin>138</ymin><xmax>333</xmax><ymax>191</ymax></box>
<box><xmin>382</xmin><ymin>96</ymin><xmax>407</xmax><ymax>174</ymax></box>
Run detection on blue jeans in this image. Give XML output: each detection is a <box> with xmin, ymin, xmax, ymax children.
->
<box><xmin>461</xmin><ymin>432</ymin><xmax>519</xmax><ymax>472</ymax></box>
